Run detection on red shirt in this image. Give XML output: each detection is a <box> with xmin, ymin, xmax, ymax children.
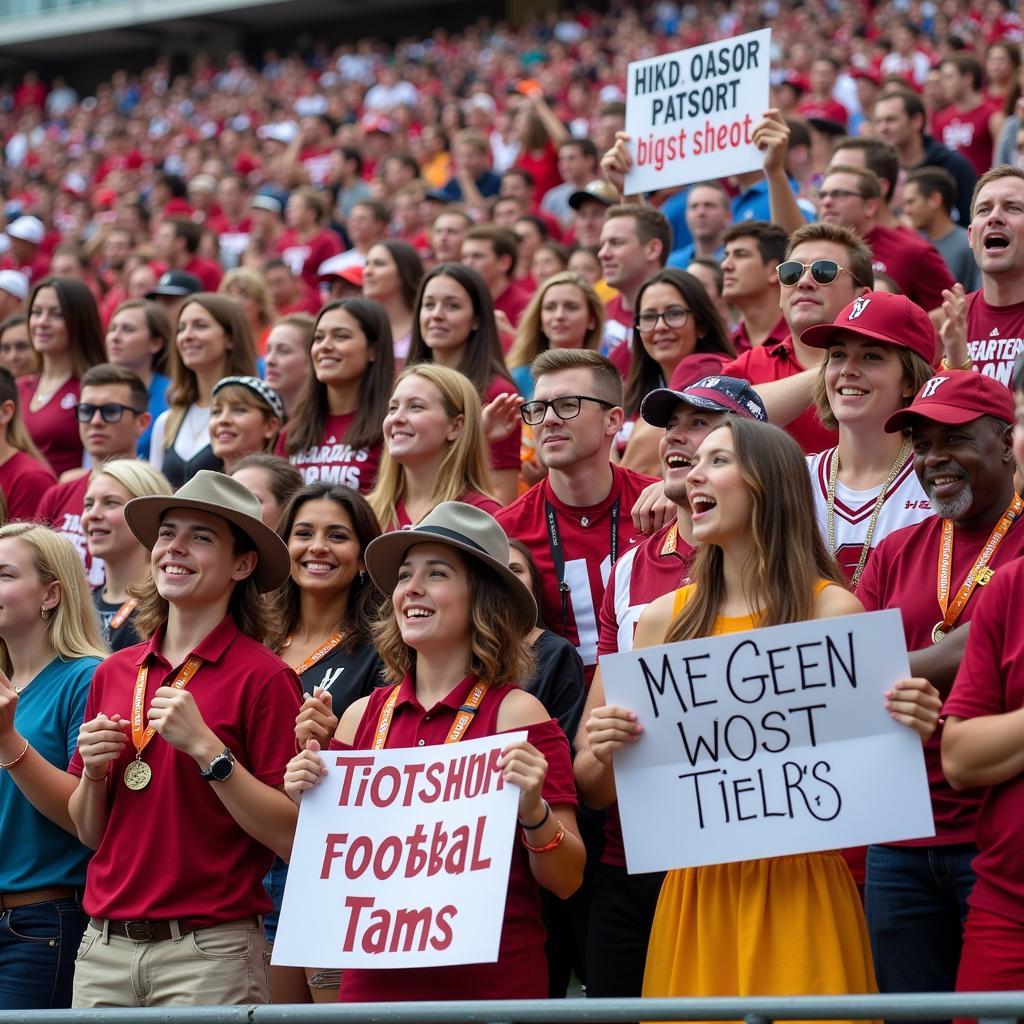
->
<box><xmin>275</xmin><ymin>228</ymin><xmax>344</xmax><ymax>290</ymax></box>
<box><xmin>276</xmin><ymin>412</ymin><xmax>382</xmax><ymax>494</ymax></box>
<box><xmin>932</xmin><ymin>100</ymin><xmax>998</xmax><ymax>177</ymax></box>
<box><xmin>67</xmin><ymin>615</ymin><xmax>302</xmax><ymax>924</ymax></box>
<box><xmin>865</xmin><ymin>225</ymin><xmax>955</xmax><ymax>313</ymax></box>
<box><xmin>730</xmin><ymin>314</ymin><xmax>789</xmax><ymax>356</ymax></box>
<box><xmin>17</xmin><ymin>376</ymin><xmax>82</xmax><ymax>477</ymax></box>
<box><xmin>1</xmin><ymin>250</ymin><xmax>51</xmax><ymax>285</ymax></box>
<box><xmin>722</xmin><ymin>337</ymin><xmax>837</xmax><ymax>455</ymax></box>
<box><xmin>603</xmin><ymin>294</ymin><xmax>633</xmax><ymax>353</ymax></box>
<box><xmin>497</xmin><ymin>464</ymin><xmax>657</xmax><ymax>668</ymax></box>
<box><xmin>515</xmin><ymin>141</ymin><xmax>562</xmax><ymax>203</ymax></box>
<box><xmin>493</xmin><ymin>280</ymin><xmax>534</xmax><ymax>331</ymax></box>
<box><xmin>856</xmin><ymin>511</ymin><xmax>1024</xmax><ymax>845</ymax></box>
<box><xmin>485</xmin><ymin>375</ymin><xmax>521</xmax><ymax>473</ymax></box>
<box><xmin>34</xmin><ymin>474</ymin><xmax>104</xmax><ymax>587</ymax></box>
<box><xmin>965</xmin><ymin>290</ymin><xmax>1024</xmax><ymax>386</ymax></box>
<box><xmin>596</xmin><ymin>519</ymin><xmax>695</xmax><ymax>868</ymax></box>
<box><xmin>335</xmin><ymin>674</ymin><xmax>576</xmax><ymax>1002</ymax></box>
<box><xmin>0</xmin><ymin>449</ymin><xmax>56</xmax><ymax>520</ymax></box>
<box><xmin>393</xmin><ymin>490</ymin><xmax>501</xmax><ymax>530</ymax></box>
<box><xmin>184</xmin><ymin>256</ymin><xmax>224</xmax><ymax>293</ymax></box>
<box><xmin>944</xmin><ymin>557</ymin><xmax>1024</xmax><ymax>924</ymax></box>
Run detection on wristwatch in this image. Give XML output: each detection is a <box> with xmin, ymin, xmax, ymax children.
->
<box><xmin>199</xmin><ymin>747</ymin><xmax>235</xmax><ymax>782</ymax></box>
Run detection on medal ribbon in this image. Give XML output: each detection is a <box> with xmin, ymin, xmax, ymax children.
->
<box><xmin>131</xmin><ymin>655</ymin><xmax>203</xmax><ymax>759</ymax></box>
<box><xmin>371</xmin><ymin>680</ymin><xmax>489</xmax><ymax>750</ymax></box>
<box><xmin>110</xmin><ymin>598</ymin><xmax>139</xmax><ymax>630</ymax></box>
<box><xmin>935</xmin><ymin>493</ymin><xmax>1023</xmax><ymax>634</ymax></box>
<box><xmin>288</xmin><ymin>632</ymin><xmax>346</xmax><ymax>676</ymax></box>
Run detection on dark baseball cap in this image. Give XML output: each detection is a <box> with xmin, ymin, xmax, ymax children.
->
<box><xmin>885</xmin><ymin>370</ymin><xmax>1015</xmax><ymax>433</ymax></box>
<box><xmin>641</xmin><ymin>375</ymin><xmax>768</xmax><ymax>427</ymax></box>
<box><xmin>568</xmin><ymin>179</ymin><xmax>619</xmax><ymax>211</ymax></box>
<box><xmin>146</xmin><ymin>270</ymin><xmax>202</xmax><ymax>299</ymax></box>
<box><xmin>802</xmin><ymin>291</ymin><xmax>936</xmax><ymax>363</ymax></box>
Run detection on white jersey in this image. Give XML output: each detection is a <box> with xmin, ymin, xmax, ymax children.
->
<box><xmin>807</xmin><ymin>447</ymin><xmax>934</xmax><ymax>583</ymax></box>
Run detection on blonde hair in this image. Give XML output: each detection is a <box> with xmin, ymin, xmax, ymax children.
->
<box><xmin>369</xmin><ymin>364</ymin><xmax>495</xmax><ymax>531</ymax></box>
<box><xmin>507</xmin><ymin>271</ymin><xmax>604</xmax><ymax>370</ymax></box>
<box><xmin>0</xmin><ymin>523</ymin><xmax>107</xmax><ymax>675</ymax></box>
<box><xmin>219</xmin><ymin>267</ymin><xmax>275</xmax><ymax>331</ymax></box>
<box><xmin>92</xmin><ymin>457</ymin><xmax>173</xmax><ymax>500</ymax></box>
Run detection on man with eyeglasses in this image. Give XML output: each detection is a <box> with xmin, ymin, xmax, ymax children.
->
<box><xmin>720</xmin><ymin>221</ymin><xmax>872</xmax><ymax>454</ymax></box>
<box><xmin>818</xmin><ymin>163</ymin><xmax>954</xmax><ymax>323</ymax></box>
<box><xmin>34</xmin><ymin>364</ymin><xmax>151</xmax><ymax>585</ymax></box>
<box><xmin>497</xmin><ymin>348</ymin><xmax>656</xmax><ymax>675</ymax></box>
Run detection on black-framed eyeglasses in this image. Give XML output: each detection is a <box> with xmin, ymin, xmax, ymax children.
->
<box><xmin>635</xmin><ymin>306</ymin><xmax>691</xmax><ymax>331</ymax></box>
<box><xmin>520</xmin><ymin>395</ymin><xmax>614</xmax><ymax>426</ymax></box>
<box><xmin>777</xmin><ymin>259</ymin><xmax>860</xmax><ymax>288</ymax></box>
<box><xmin>75</xmin><ymin>402</ymin><xmax>144</xmax><ymax>423</ymax></box>
<box><xmin>817</xmin><ymin>188</ymin><xmax>867</xmax><ymax>202</ymax></box>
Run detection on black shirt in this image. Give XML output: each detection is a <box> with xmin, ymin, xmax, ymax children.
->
<box><xmin>524</xmin><ymin>629</ymin><xmax>586</xmax><ymax>746</ymax></box>
<box><xmin>295</xmin><ymin>637</ymin><xmax>386</xmax><ymax>715</ymax></box>
<box><xmin>92</xmin><ymin>589</ymin><xmax>141</xmax><ymax>653</ymax></box>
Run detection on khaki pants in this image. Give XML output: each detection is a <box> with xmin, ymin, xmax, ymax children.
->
<box><xmin>71</xmin><ymin>919</ymin><xmax>270</xmax><ymax>1008</ymax></box>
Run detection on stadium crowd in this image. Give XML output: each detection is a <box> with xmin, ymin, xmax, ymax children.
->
<box><xmin>1</xmin><ymin>0</ymin><xmax>1024</xmax><ymax>1014</ymax></box>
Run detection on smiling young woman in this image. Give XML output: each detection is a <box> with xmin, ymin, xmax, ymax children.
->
<box><xmin>209</xmin><ymin>376</ymin><xmax>284</xmax><ymax>474</ymax></box>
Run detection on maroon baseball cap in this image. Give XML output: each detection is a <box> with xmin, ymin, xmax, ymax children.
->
<box><xmin>885</xmin><ymin>370</ymin><xmax>1015</xmax><ymax>433</ymax></box>
<box><xmin>802</xmin><ymin>291</ymin><xmax>936</xmax><ymax>363</ymax></box>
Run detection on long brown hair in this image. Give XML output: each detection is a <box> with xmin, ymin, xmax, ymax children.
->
<box><xmin>269</xmin><ymin>483</ymin><xmax>384</xmax><ymax>653</ymax></box>
<box><xmin>373</xmin><ymin>550</ymin><xmax>535</xmax><ymax>687</ymax></box>
<box><xmin>0</xmin><ymin>366</ymin><xmax>49</xmax><ymax>467</ymax></box>
<box><xmin>28</xmin><ymin>276</ymin><xmax>106</xmax><ymax>378</ymax></box>
<box><xmin>284</xmin><ymin>299</ymin><xmax>394</xmax><ymax>456</ymax></box>
<box><xmin>664</xmin><ymin>417</ymin><xmax>846</xmax><ymax>644</ymax></box>
<box><xmin>164</xmin><ymin>293</ymin><xmax>258</xmax><ymax>447</ymax></box>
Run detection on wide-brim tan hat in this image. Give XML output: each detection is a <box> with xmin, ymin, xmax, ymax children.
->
<box><xmin>123</xmin><ymin>470</ymin><xmax>291</xmax><ymax>593</ymax></box>
<box><xmin>364</xmin><ymin>502</ymin><xmax>537</xmax><ymax>634</ymax></box>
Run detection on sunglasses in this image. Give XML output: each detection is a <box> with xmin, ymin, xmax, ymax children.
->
<box><xmin>75</xmin><ymin>402</ymin><xmax>144</xmax><ymax>423</ymax></box>
<box><xmin>777</xmin><ymin>259</ymin><xmax>861</xmax><ymax>288</ymax></box>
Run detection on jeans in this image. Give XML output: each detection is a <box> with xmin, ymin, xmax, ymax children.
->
<box><xmin>0</xmin><ymin>897</ymin><xmax>88</xmax><ymax>1009</ymax></box>
<box><xmin>262</xmin><ymin>857</ymin><xmax>288</xmax><ymax>945</ymax></box>
<box><xmin>865</xmin><ymin>843</ymin><xmax>976</xmax><ymax>1024</ymax></box>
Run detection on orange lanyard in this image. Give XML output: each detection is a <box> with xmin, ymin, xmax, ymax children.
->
<box><xmin>131</xmin><ymin>655</ymin><xmax>202</xmax><ymax>758</ymax></box>
<box><xmin>933</xmin><ymin>493</ymin><xmax>1022</xmax><ymax>641</ymax></box>
<box><xmin>285</xmin><ymin>632</ymin><xmax>346</xmax><ymax>676</ymax></box>
<box><xmin>371</xmin><ymin>680</ymin><xmax>489</xmax><ymax>750</ymax></box>
<box><xmin>110</xmin><ymin>598</ymin><xmax>139</xmax><ymax>629</ymax></box>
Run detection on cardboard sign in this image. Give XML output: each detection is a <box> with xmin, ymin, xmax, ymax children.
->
<box><xmin>624</xmin><ymin>28</ymin><xmax>771</xmax><ymax>194</ymax></box>
<box><xmin>273</xmin><ymin>731</ymin><xmax>524</xmax><ymax>968</ymax></box>
<box><xmin>600</xmin><ymin>610</ymin><xmax>934</xmax><ymax>872</ymax></box>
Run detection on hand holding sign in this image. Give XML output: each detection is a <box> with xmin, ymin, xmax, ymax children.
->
<box><xmin>885</xmin><ymin>678</ymin><xmax>942</xmax><ymax>738</ymax></box>
<box><xmin>599</xmin><ymin>131</ymin><xmax>631</xmax><ymax>201</ymax></box>
<box><xmin>752</xmin><ymin>109</ymin><xmax>790</xmax><ymax>175</ymax></box>
<box><xmin>583</xmin><ymin>703</ymin><xmax>643</xmax><ymax>765</ymax></box>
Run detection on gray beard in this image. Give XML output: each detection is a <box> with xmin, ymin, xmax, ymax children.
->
<box><xmin>929</xmin><ymin>481</ymin><xmax>974</xmax><ymax>521</ymax></box>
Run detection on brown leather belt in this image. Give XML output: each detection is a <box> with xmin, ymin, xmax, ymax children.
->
<box><xmin>91</xmin><ymin>916</ymin><xmax>260</xmax><ymax>942</ymax></box>
<box><xmin>0</xmin><ymin>887</ymin><xmax>78</xmax><ymax>911</ymax></box>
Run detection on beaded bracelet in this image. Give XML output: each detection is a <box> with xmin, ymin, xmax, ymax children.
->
<box><xmin>521</xmin><ymin>820</ymin><xmax>566</xmax><ymax>854</ymax></box>
<box><xmin>0</xmin><ymin>739</ymin><xmax>29</xmax><ymax>771</ymax></box>
<box><xmin>519</xmin><ymin>801</ymin><xmax>550</xmax><ymax>831</ymax></box>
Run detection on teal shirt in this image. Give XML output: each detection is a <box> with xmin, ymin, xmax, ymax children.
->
<box><xmin>0</xmin><ymin>656</ymin><xmax>100</xmax><ymax>891</ymax></box>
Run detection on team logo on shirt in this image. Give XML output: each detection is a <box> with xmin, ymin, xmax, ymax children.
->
<box><xmin>847</xmin><ymin>297</ymin><xmax>872</xmax><ymax>321</ymax></box>
<box><xmin>60</xmin><ymin>393</ymin><xmax>77</xmax><ymax>409</ymax></box>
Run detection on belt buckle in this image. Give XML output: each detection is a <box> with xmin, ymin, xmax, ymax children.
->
<box><xmin>124</xmin><ymin>920</ymin><xmax>154</xmax><ymax>941</ymax></box>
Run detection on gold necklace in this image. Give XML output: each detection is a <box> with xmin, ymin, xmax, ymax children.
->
<box><xmin>826</xmin><ymin>436</ymin><xmax>912</xmax><ymax>588</ymax></box>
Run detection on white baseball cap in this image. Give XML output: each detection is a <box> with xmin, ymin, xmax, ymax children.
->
<box><xmin>0</xmin><ymin>269</ymin><xmax>29</xmax><ymax>301</ymax></box>
<box><xmin>5</xmin><ymin>216</ymin><xmax>44</xmax><ymax>245</ymax></box>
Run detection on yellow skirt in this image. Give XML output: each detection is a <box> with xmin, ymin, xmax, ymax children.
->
<box><xmin>642</xmin><ymin>851</ymin><xmax>878</xmax><ymax>1024</ymax></box>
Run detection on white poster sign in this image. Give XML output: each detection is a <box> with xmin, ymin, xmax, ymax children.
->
<box><xmin>273</xmin><ymin>731</ymin><xmax>524</xmax><ymax>968</ymax></box>
<box><xmin>624</xmin><ymin>29</ymin><xmax>771</xmax><ymax>194</ymax></box>
<box><xmin>600</xmin><ymin>610</ymin><xmax>934</xmax><ymax>873</ymax></box>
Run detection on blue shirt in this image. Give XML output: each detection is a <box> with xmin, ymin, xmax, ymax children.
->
<box><xmin>667</xmin><ymin>242</ymin><xmax>726</xmax><ymax>270</ymax></box>
<box><xmin>138</xmin><ymin>372</ymin><xmax>171</xmax><ymax>460</ymax></box>
<box><xmin>659</xmin><ymin>189</ymin><xmax>692</xmax><ymax>252</ymax></box>
<box><xmin>441</xmin><ymin>170</ymin><xmax>502</xmax><ymax>201</ymax></box>
<box><xmin>732</xmin><ymin>177</ymin><xmax>816</xmax><ymax>224</ymax></box>
<box><xmin>511</xmin><ymin>364</ymin><xmax>533</xmax><ymax>401</ymax></box>
<box><xmin>0</xmin><ymin>655</ymin><xmax>100</xmax><ymax>891</ymax></box>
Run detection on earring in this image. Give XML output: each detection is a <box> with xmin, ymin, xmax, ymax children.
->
<box><xmin>40</xmin><ymin>606</ymin><xmax>50</xmax><ymax>620</ymax></box>
<box><xmin>358</xmin><ymin>569</ymin><xmax>367</xmax><ymax>584</ymax></box>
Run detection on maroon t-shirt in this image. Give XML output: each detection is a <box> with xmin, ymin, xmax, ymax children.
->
<box><xmin>184</xmin><ymin>256</ymin><xmax>224</xmax><ymax>293</ymax></box>
<box><xmin>334</xmin><ymin>674</ymin><xmax>576</xmax><ymax>1002</ymax></box>
<box><xmin>393</xmin><ymin>490</ymin><xmax>501</xmax><ymax>530</ymax></box>
<box><xmin>866</xmin><ymin>225</ymin><xmax>955</xmax><ymax>314</ymax></box>
<box><xmin>722</xmin><ymin>336</ymin><xmax>837</xmax><ymax>455</ymax></box>
<box><xmin>945</xmin><ymin>556</ymin><xmax>1024</xmax><ymax>924</ymax></box>
<box><xmin>730</xmin><ymin>314</ymin><xmax>789</xmax><ymax>356</ymax></box>
<box><xmin>494</xmin><ymin>280</ymin><xmax>534</xmax><ymax>331</ymax></box>
<box><xmin>17</xmin><ymin>376</ymin><xmax>82</xmax><ymax>477</ymax></box>
<box><xmin>0</xmin><ymin>449</ymin><xmax>56</xmax><ymax>520</ymax></box>
<box><xmin>856</xmin><ymin>511</ymin><xmax>1024</xmax><ymax>846</ymax></box>
<box><xmin>276</xmin><ymin>228</ymin><xmax>344</xmax><ymax>290</ymax></box>
<box><xmin>34</xmin><ymin>474</ymin><xmax>104</xmax><ymax>586</ymax></box>
<box><xmin>964</xmin><ymin>290</ymin><xmax>1024</xmax><ymax>387</ymax></box>
<box><xmin>67</xmin><ymin>616</ymin><xmax>302</xmax><ymax>924</ymax></box>
<box><xmin>932</xmin><ymin>100</ymin><xmax>998</xmax><ymax>178</ymax></box>
<box><xmin>276</xmin><ymin>411</ymin><xmax>382</xmax><ymax>494</ymax></box>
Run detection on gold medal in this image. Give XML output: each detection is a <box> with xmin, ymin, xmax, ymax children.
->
<box><xmin>123</xmin><ymin>758</ymin><xmax>152</xmax><ymax>791</ymax></box>
<box><xmin>932</xmin><ymin>621</ymin><xmax>947</xmax><ymax>645</ymax></box>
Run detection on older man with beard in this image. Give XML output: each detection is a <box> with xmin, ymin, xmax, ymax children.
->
<box><xmin>855</xmin><ymin>369</ymin><xmax>1021</xmax><ymax>1017</ymax></box>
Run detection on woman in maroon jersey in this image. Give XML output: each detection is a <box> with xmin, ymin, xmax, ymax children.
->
<box><xmin>406</xmin><ymin>263</ymin><xmax>520</xmax><ymax>505</ymax></box>
<box><xmin>0</xmin><ymin>367</ymin><xmax>56</xmax><ymax>520</ymax></box>
<box><xmin>284</xmin><ymin>502</ymin><xmax>584</xmax><ymax>1001</ymax></box>
<box><xmin>18</xmin><ymin>277</ymin><xmax>106</xmax><ymax>478</ymax></box>
<box><xmin>276</xmin><ymin>299</ymin><xmax>394</xmax><ymax>495</ymax></box>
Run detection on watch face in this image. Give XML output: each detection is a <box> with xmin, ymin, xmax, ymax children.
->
<box><xmin>209</xmin><ymin>751</ymin><xmax>234</xmax><ymax>781</ymax></box>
